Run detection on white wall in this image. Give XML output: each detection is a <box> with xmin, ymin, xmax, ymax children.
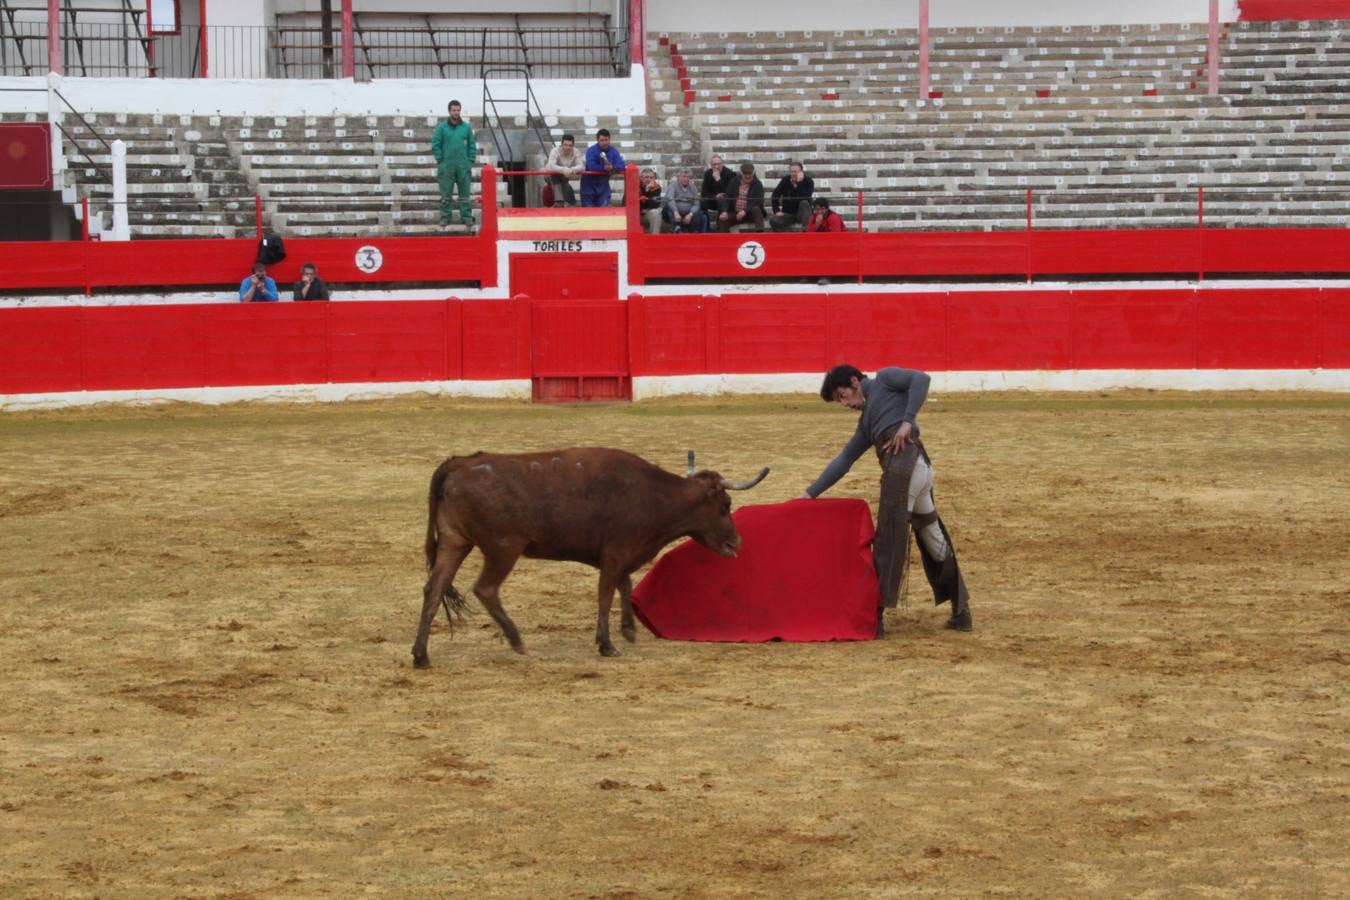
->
<box><xmin>646</xmin><ymin>0</ymin><xmax>1240</xmax><ymax>32</ymax></box>
<box><xmin>207</xmin><ymin>0</ymin><xmax>273</xmax><ymax>29</ymax></box>
<box><xmin>272</xmin><ymin>0</ymin><xmax>613</xmax><ymax>12</ymax></box>
<box><xmin>0</xmin><ymin>69</ymin><xmax>648</xmax><ymax>117</ymax></box>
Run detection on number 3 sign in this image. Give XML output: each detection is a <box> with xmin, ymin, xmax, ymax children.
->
<box><xmin>736</xmin><ymin>240</ymin><xmax>765</xmax><ymax>270</ymax></box>
<box><xmin>354</xmin><ymin>245</ymin><xmax>384</xmax><ymax>274</ymax></box>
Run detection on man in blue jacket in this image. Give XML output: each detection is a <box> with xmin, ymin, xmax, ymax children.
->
<box><xmin>800</xmin><ymin>364</ymin><xmax>973</xmax><ymax>637</ymax></box>
<box><xmin>581</xmin><ymin>128</ymin><xmax>626</xmax><ymax>208</ymax></box>
<box><xmin>238</xmin><ymin>262</ymin><xmax>279</xmax><ymax>302</ymax></box>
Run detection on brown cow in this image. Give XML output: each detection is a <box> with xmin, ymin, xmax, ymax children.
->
<box><xmin>414</xmin><ymin>448</ymin><xmax>768</xmax><ymax>666</ymax></box>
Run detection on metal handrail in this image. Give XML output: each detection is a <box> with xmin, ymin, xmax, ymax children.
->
<box><xmin>480</xmin><ymin>65</ymin><xmax>554</xmax><ymax>173</ymax></box>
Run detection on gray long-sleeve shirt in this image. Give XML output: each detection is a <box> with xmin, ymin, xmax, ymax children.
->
<box><xmin>666</xmin><ymin>178</ymin><xmax>700</xmax><ymax>217</ymax></box>
<box><xmin>805</xmin><ymin>367</ymin><xmax>931</xmax><ymax>498</ymax></box>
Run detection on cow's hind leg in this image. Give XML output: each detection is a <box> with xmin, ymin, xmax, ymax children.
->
<box><xmin>595</xmin><ymin>571</ymin><xmax>622</xmax><ymax>657</ymax></box>
<box><xmin>473</xmin><ymin>544</ymin><xmax>526</xmax><ymax>654</ymax></box>
<box><xmin>413</xmin><ymin>538</ymin><xmax>473</xmax><ymax>669</ymax></box>
<box><xmin>618</xmin><ymin>574</ymin><xmax>638</xmax><ymax>643</ymax></box>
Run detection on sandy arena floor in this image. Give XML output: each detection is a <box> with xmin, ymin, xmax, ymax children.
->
<box><xmin>0</xmin><ymin>391</ymin><xmax>1346</xmax><ymax>897</ymax></box>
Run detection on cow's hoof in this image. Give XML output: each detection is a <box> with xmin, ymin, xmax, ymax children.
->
<box><xmin>599</xmin><ymin>644</ymin><xmax>621</xmax><ymax>658</ymax></box>
<box><xmin>511</xmin><ymin>642</ymin><xmax>527</xmax><ymax>655</ymax></box>
<box><xmin>412</xmin><ymin>652</ymin><xmax>431</xmax><ymax>669</ymax></box>
<box><xmin>621</xmin><ymin>626</ymin><xmax>637</xmax><ymax>643</ymax></box>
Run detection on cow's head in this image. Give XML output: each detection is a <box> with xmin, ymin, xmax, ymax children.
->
<box><xmin>684</xmin><ymin>451</ymin><xmax>769</xmax><ymax>558</ymax></box>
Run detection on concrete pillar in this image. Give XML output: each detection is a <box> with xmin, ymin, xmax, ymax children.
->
<box><xmin>45</xmin><ymin>71</ymin><xmax>65</xmax><ymax>189</ymax></box>
<box><xmin>111</xmin><ymin>140</ymin><xmax>130</xmax><ymax>241</ymax></box>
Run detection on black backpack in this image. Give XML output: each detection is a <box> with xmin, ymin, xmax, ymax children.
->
<box><xmin>256</xmin><ymin>233</ymin><xmax>286</xmax><ymax>266</ymax></box>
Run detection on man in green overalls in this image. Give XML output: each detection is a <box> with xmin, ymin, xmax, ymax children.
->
<box><xmin>431</xmin><ymin>99</ymin><xmax>475</xmax><ymax>227</ymax></box>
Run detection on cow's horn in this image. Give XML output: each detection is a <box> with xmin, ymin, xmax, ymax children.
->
<box><xmin>722</xmin><ymin>467</ymin><xmax>770</xmax><ymax>490</ymax></box>
<box><xmin>686</xmin><ymin>450</ymin><xmax>696</xmax><ymax>477</ymax></box>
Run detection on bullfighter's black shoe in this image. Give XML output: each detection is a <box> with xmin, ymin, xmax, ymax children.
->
<box><xmin>875</xmin><ymin>607</ymin><xmax>886</xmax><ymax>638</ymax></box>
<box><xmin>943</xmin><ymin>608</ymin><xmax>973</xmax><ymax>632</ymax></box>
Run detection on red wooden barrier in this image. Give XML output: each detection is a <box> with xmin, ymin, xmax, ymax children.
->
<box><xmin>630</xmin><ymin>228</ymin><xmax>1350</xmax><ymax>284</ymax></box>
<box><xmin>0</xmin><ymin>289</ymin><xmax>1345</xmax><ymax>396</ymax></box>
<box><xmin>0</xmin><ymin>235</ymin><xmax>491</xmax><ymax>292</ymax></box>
<box><xmin>4</xmin><ymin>227</ymin><xmax>1350</xmax><ymax>294</ymax></box>
<box><xmin>1238</xmin><ymin>0</ymin><xmax>1350</xmax><ymax>19</ymax></box>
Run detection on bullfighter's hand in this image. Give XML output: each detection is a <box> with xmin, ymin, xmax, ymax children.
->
<box><xmin>884</xmin><ymin>421</ymin><xmax>913</xmax><ymax>456</ymax></box>
<box><xmin>797</xmin><ymin>491</ymin><xmax>813</xmax><ymax>500</ymax></box>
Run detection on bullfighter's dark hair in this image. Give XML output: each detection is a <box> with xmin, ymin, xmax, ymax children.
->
<box><xmin>448</xmin><ymin>99</ymin><xmax>461</xmax><ymax>110</ymax></box>
<box><xmin>820</xmin><ymin>364</ymin><xmax>864</xmax><ymax>402</ymax></box>
<box><xmin>596</xmin><ymin>127</ymin><xmax>611</xmax><ymax>138</ymax></box>
<box><xmin>561</xmin><ymin>133</ymin><xmax>575</xmax><ymax>143</ymax></box>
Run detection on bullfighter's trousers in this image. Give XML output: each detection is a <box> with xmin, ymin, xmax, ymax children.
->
<box><xmin>872</xmin><ymin>435</ymin><xmax>970</xmax><ymax>615</ymax></box>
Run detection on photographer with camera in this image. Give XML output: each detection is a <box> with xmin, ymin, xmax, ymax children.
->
<box><xmin>238</xmin><ymin>262</ymin><xmax>279</xmax><ymax>302</ymax></box>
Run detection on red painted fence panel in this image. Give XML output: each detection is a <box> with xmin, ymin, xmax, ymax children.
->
<box><xmin>0</xmin><ymin>307</ymin><xmax>83</xmax><ymax>392</ymax></box>
<box><xmin>631</xmin><ymin>295</ymin><xmax>708</xmax><ymax>375</ymax></box>
<box><xmin>1238</xmin><ymin>0</ymin><xmax>1350</xmax><ymax>20</ymax></box>
<box><xmin>460</xmin><ymin>298</ymin><xmax>531</xmax><ymax>380</ymax></box>
<box><xmin>0</xmin><ymin>242</ymin><xmax>89</xmax><ymax>289</ymax></box>
<box><xmin>0</xmin><ymin>236</ymin><xmax>489</xmax><ymax>292</ymax></box>
<box><xmin>531</xmin><ymin>299</ymin><xmax>628</xmax><ymax>375</ymax></box>
<box><xmin>1070</xmin><ymin>290</ymin><xmax>1197</xmax><ymax>369</ymax></box>
<box><xmin>1200</xmin><ymin>229</ymin><xmax>1350</xmax><ymax>275</ymax></box>
<box><xmin>1324</xmin><ymin>289</ymin><xmax>1350</xmax><ymax>369</ymax></box>
<box><xmin>861</xmin><ymin>233</ymin><xmax>1028</xmax><ymax>278</ymax></box>
<box><xmin>328</xmin><ymin>299</ymin><xmax>449</xmax><ymax>383</ymax></box>
<box><xmin>82</xmin><ymin>305</ymin><xmax>210</xmax><ymax>389</ymax></box>
<box><xmin>719</xmin><ymin>295</ymin><xmax>829</xmax><ymax>373</ymax></box>
<box><xmin>826</xmin><ymin>293</ymin><xmax>949</xmax><ymax>373</ymax></box>
<box><xmin>946</xmin><ymin>291</ymin><xmax>1075</xmax><ymax>371</ymax></box>
<box><xmin>205</xmin><ymin>304</ymin><xmax>328</xmax><ymax>386</ymax></box>
<box><xmin>1195</xmin><ymin>289</ymin><xmax>1323</xmax><ymax>369</ymax></box>
<box><xmin>1032</xmin><ymin>230</ymin><xmax>1200</xmax><ymax>276</ymax></box>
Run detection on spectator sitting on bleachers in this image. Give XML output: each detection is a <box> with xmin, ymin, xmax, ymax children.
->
<box><xmin>770</xmin><ymin>162</ymin><xmax>815</xmax><ymax>232</ymax></box>
<box><xmin>639</xmin><ymin>169</ymin><xmax>665</xmax><ymax>234</ymax></box>
<box><xmin>807</xmin><ymin>197</ymin><xmax>847</xmax><ymax>233</ymax></box>
<box><xmin>239</xmin><ymin>262</ymin><xmax>279</xmax><ymax>302</ymax></box>
<box><xmin>718</xmin><ymin>161</ymin><xmax>766</xmax><ymax>233</ymax></box>
<box><xmin>293</xmin><ymin>262</ymin><xmax>330</xmax><ymax>301</ymax></box>
<box><xmin>545</xmin><ymin>134</ymin><xmax>584</xmax><ymax>207</ymax></box>
<box><xmin>664</xmin><ymin>170</ymin><xmax>708</xmax><ymax>233</ymax></box>
<box><xmin>581</xmin><ymin>128</ymin><xmax>626</xmax><ymax>207</ymax></box>
<box><xmin>700</xmin><ymin>155</ymin><xmax>736</xmax><ymax>219</ymax></box>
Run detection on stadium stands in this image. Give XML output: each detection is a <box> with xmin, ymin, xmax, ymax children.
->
<box><xmin>9</xmin><ymin>111</ymin><xmax>699</xmax><ymax>238</ymax></box>
<box><xmin>653</xmin><ymin>20</ymin><xmax>1350</xmax><ymax>230</ymax></box>
<box><xmin>7</xmin><ymin>18</ymin><xmax>1347</xmax><ymax>237</ymax></box>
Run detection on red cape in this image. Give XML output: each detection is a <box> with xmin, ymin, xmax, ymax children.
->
<box><xmin>632</xmin><ymin>499</ymin><xmax>879</xmax><ymax>642</ymax></box>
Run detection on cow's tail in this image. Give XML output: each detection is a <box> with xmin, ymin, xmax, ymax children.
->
<box><xmin>425</xmin><ymin>458</ymin><xmax>471</xmax><ymax>627</ymax></box>
<box><xmin>425</xmin><ymin>457</ymin><xmax>455</xmax><ymax>571</ymax></box>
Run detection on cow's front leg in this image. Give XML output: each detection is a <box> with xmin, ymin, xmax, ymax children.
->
<box><xmin>619</xmin><ymin>574</ymin><xmax>637</xmax><ymax>643</ymax></box>
<box><xmin>595</xmin><ymin>572</ymin><xmax>620</xmax><ymax>657</ymax></box>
